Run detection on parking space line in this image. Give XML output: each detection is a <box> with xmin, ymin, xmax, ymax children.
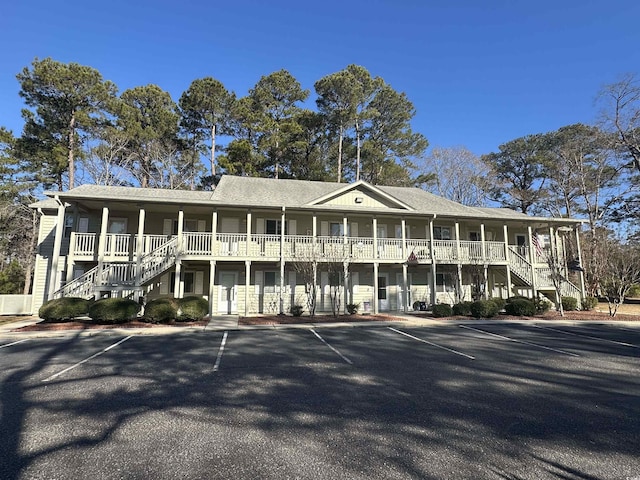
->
<box><xmin>42</xmin><ymin>336</ymin><xmax>133</xmax><ymax>382</ymax></box>
<box><xmin>310</xmin><ymin>329</ymin><xmax>353</xmax><ymax>365</ymax></box>
<box><xmin>213</xmin><ymin>331</ymin><xmax>228</xmax><ymax>372</ymax></box>
<box><xmin>460</xmin><ymin>325</ymin><xmax>580</xmax><ymax>357</ymax></box>
<box><xmin>388</xmin><ymin>327</ymin><xmax>475</xmax><ymax>360</ymax></box>
<box><xmin>0</xmin><ymin>339</ymin><xmax>29</xmax><ymax>349</ymax></box>
<box><xmin>533</xmin><ymin>324</ymin><xmax>640</xmax><ymax>348</ymax></box>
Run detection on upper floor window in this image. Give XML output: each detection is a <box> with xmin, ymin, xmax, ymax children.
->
<box><xmin>433</xmin><ymin>226</ymin><xmax>451</xmax><ymax>240</ymax></box>
<box><xmin>266</xmin><ymin>219</ymin><xmax>287</xmax><ymax>235</ymax></box>
<box><xmin>330</xmin><ymin>222</ymin><xmax>351</xmax><ymax>236</ymax></box>
<box><xmin>108</xmin><ymin>218</ymin><xmax>128</xmax><ymax>234</ymax></box>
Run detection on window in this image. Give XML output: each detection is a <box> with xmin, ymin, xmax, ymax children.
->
<box><xmin>266</xmin><ymin>219</ymin><xmax>286</xmax><ymax>235</ymax></box>
<box><xmin>469</xmin><ymin>232</ymin><xmax>481</xmax><ymax>241</ymax></box>
<box><xmin>264</xmin><ymin>271</ymin><xmax>281</xmax><ymax>293</ymax></box>
<box><xmin>330</xmin><ymin>222</ymin><xmax>350</xmax><ymax>236</ymax></box>
<box><xmin>172</xmin><ymin>219</ymin><xmax>200</xmax><ymax>234</ymax></box>
<box><xmin>170</xmin><ymin>271</ymin><xmax>195</xmax><ymax>294</ymax></box>
<box><xmin>433</xmin><ymin>226</ymin><xmax>451</xmax><ymax>240</ymax></box>
<box><xmin>436</xmin><ymin>273</ymin><xmax>455</xmax><ymax>293</ymax></box>
<box><xmin>108</xmin><ymin>218</ymin><xmax>127</xmax><ymax>234</ymax></box>
<box><xmin>64</xmin><ymin>215</ymin><xmax>74</xmax><ymax>238</ymax></box>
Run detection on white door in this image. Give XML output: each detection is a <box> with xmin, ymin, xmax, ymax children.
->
<box><xmin>378</xmin><ymin>273</ymin><xmax>389</xmax><ymax>311</ymax></box>
<box><xmin>220</xmin><ymin>218</ymin><xmax>240</xmax><ymax>255</ymax></box>
<box><xmin>218</xmin><ymin>272</ymin><xmax>237</xmax><ymax>314</ymax></box>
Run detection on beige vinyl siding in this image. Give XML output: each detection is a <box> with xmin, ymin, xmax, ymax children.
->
<box><xmin>31</xmin><ymin>214</ymin><xmax>58</xmax><ymax>312</ymax></box>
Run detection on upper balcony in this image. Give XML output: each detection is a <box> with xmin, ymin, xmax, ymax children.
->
<box><xmin>69</xmin><ymin>232</ymin><xmax>528</xmax><ymax>264</ymax></box>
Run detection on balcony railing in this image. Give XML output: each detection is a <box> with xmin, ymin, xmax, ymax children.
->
<box><xmin>70</xmin><ymin>232</ymin><xmax>516</xmax><ymax>263</ymax></box>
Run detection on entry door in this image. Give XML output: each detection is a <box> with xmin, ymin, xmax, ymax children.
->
<box><xmin>378</xmin><ymin>273</ymin><xmax>389</xmax><ymax>311</ymax></box>
<box><xmin>218</xmin><ymin>272</ymin><xmax>237</xmax><ymax>314</ymax></box>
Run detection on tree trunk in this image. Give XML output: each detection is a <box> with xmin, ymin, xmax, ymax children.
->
<box><xmin>355</xmin><ymin>119</ymin><xmax>361</xmax><ymax>182</ymax></box>
<box><xmin>337</xmin><ymin>124</ymin><xmax>343</xmax><ymax>183</ymax></box>
<box><xmin>68</xmin><ymin>112</ymin><xmax>76</xmax><ymax>190</ymax></box>
<box><xmin>23</xmin><ymin>209</ymin><xmax>39</xmax><ymax>295</ymax></box>
<box><xmin>211</xmin><ymin>124</ymin><xmax>216</xmax><ymax>176</ymax></box>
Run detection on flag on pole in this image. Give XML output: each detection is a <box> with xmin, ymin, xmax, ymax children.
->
<box><xmin>532</xmin><ymin>232</ymin><xmax>543</xmax><ymax>257</ymax></box>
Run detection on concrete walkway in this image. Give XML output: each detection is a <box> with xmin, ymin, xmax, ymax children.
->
<box><xmin>1</xmin><ymin>313</ymin><xmax>639</xmax><ymax>339</ymax></box>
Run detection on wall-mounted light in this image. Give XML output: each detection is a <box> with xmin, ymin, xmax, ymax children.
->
<box><xmin>355</xmin><ymin>197</ymin><xmax>363</xmax><ymax>203</ymax></box>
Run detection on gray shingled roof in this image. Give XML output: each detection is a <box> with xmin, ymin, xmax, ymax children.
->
<box><xmin>40</xmin><ymin>176</ymin><xmax>581</xmax><ymax>223</ymax></box>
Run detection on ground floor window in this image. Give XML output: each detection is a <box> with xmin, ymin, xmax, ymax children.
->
<box><xmin>436</xmin><ymin>272</ymin><xmax>455</xmax><ymax>293</ymax></box>
<box><xmin>170</xmin><ymin>271</ymin><xmax>195</xmax><ymax>294</ymax></box>
<box><xmin>264</xmin><ymin>271</ymin><xmax>281</xmax><ymax>293</ymax></box>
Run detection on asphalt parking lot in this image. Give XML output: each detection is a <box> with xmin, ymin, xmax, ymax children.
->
<box><xmin>1</xmin><ymin>322</ymin><xmax>639</xmax><ymax>480</ymax></box>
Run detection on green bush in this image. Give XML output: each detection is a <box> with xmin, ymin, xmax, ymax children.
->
<box><xmin>290</xmin><ymin>304</ymin><xmax>304</xmax><ymax>317</ymax></box>
<box><xmin>505</xmin><ymin>298</ymin><xmax>536</xmax><ymax>316</ymax></box>
<box><xmin>144</xmin><ymin>297</ymin><xmax>178</xmax><ymax>323</ymax></box>
<box><xmin>582</xmin><ymin>296</ymin><xmax>598</xmax><ymax>311</ymax></box>
<box><xmin>88</xmin><ymin>298</ymin><xmax>140</xmax><ymax>324</ymax></box>
<box><xmin>346</xmin><ymin>303</ymin><xmax>360</xmax><ymax>315</ymax></box>
<box><xmin>470</xmin><ymin>300</ymin><xmax>499</xmax><ymax>318</ymax></box>
<box><xmin>535</xmin><ymin>298</ymin><xmax>552</xmax><ymax>314</ymax></box>
<box><xmin>178</xmin><ymin>296</ymin><xmax>209</xmax><ymax>321</ymax></box>
<box><xmin>488</xmin><ymin>297</ymin><xmax>506</xmax><ymax>311</ymax></box>
<box><xmin>507</xmin><ymin>295</ymin><xmax>529</xmax><ymax>303</ymax></box>
<box><xmin>432</xmin><ymin>303</ymin><xmax>453</xmax><ymax>318</ymax></box>
<box><xmin>452</xmin><ymin>301</ymin><xmax>473</xmax><ymax>316</ymax></box>
<box><xmin>561</xmin><ymin>296</ymin><xmax>579</xmax><ymax>311</ymax></box>
<box><xmin>38</xmin><ymin>297</ymin><xmax>91</xmax><ymax>322</ymax></box>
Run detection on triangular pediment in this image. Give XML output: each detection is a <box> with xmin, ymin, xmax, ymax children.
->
<box><xmin>306</xmin><ymin>181</ymin><xmax>414</xmax><ymax>210</ymax></box>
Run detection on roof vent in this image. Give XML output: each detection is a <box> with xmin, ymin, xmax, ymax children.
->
<box><xmin>355</xmin><ymin>197</ymin><xmax>363</xmax><ymax>204</ymax></box>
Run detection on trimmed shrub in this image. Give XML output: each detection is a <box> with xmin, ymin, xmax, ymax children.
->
<box><xmin>582</xmin><ymin>296</ymin><xmax>598</xmax><ymax>311</ymax></box>
<box><xmin>346</xmin><ymin>303</ymin><xmax>360</xmax><ymax>315</ymax></box>
<box><xmin>505</xmin><ymin>298</ymin><xmax>536</xmax><ymax>316</ymax></box>
<box><xmin>432</xmin><ymin>303</ymin><xmax>453</xmax><ymax>318</ymax></box>
<box><xmin>488</xmin><ymin>297</ymin><xmax>506</xmax><ymax>311</ymax></box>
<box><xmin>38</xmin><ymin>297</ymin><xmax>91</xmax><ymax>322</ymax></box>
<box><xmin>561</xmin><ymin>296</ymin><xmax>579</xmax><ymax>311</ymax></box>
<box><xmin>144</xmin><ymin>297</ymin><xmax>178</xmax><ymax>323</ymax></box>
<box><xmin>535</xmin><ymin>298</ymin><xmax>552</xmax><ymax>314</ymax></box>
<box><xmin>507</xmin><ymin>295</ymin><xmax>529</xmax><ymax>303</ymax></box>
<box><xmin>88</xmin><ymin>298</ymin><xmax>140</xmax><ymax>324</ymax></box>
<box><xmin>470</xmin><ymin>300</ymin><xmax>499</xmax><ymax>318</ymax></box>
<box><xmin>452</xmin><ymin>301</ymin><xmax>473</xmax><ymax>316</ymax></box>
<box><xmin>290</xmin><ymin>304</ymin><xmax>304</xmax><ymax>317</ymax></box>
<box><xmin>178</xmin><ymin>296</ymin><xmax>209</xmax><ymax>321</ymax></box>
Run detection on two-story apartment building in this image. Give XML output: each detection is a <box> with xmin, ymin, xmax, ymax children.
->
<box><xmin>30</xmin><ymin>176</ymin><xmax>585</xmax><ymax>316</ymax></box>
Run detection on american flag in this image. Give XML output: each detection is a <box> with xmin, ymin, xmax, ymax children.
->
<box><xmin>532</xmin><ymin>232</ymin><xmax>543</xmax><ymax>257</ymax></box>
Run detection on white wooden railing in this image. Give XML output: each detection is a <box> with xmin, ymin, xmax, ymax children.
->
<box><xmin>508</xmin><ymin>246</ymin><xmax>533</xmax><ymax>284</ymax></box>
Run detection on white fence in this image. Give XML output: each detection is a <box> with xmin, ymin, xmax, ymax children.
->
<box><xmin>0</xmin><ymin>295</ymin><xmax>33</xmax><ymax>315</ymax></box>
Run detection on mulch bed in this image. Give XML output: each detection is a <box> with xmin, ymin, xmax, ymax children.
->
<box><xmin>15</xmin><ymin>318</ymin><xmax>208</xmax><ymax>332</ymax></box>
<box><xmin>239</xmin><ymin>314</ymin><xmax>406</xmax><ymax>325</ymax></box>
<box><xmin>239</xmin><ymin>310</ymin><xmax>640</xmax><ymax>325</ymax></box>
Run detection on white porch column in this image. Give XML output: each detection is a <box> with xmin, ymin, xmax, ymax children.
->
<box><xmin>173</xmin><ymin>260</ymin><xmax>182</xmax><ymax>298</ymax></box>
<box><xmin>245</xmin><ymin>260</ymin><xmax>251</xmax><ymax>316</ymax></box>
<box><xmin>209</xmin><ymin>260</ymin><xmax>216</xmax><ymax>317</ymax></box>
<box><xmin>527</xmin><ymin>225</ymin><xmax>538</xmax><ymax>297</ymax></box>
<box><xmin>177</xmin><ymin>208</ymin><xmax>184</xmax><ymax>253</ymax></box>
<box><xmin>343</xmin><ymin>262</ymin><xmax>349</xmax><ymax>314</ymax></box>
<box><xmin>401</xmin><ymin>218</ymin><xmax>407</xmax><ymax>259</ymax></box>
<box><xmin>246</xmin><ymin>210</ymin><xmax>252</xmax><ymax>256</ymax></box>
<box><xmin>47</xmin><ymin>200</ymin><xmax>67</xmax><ymax>300</ymax></box>
<box><xmin>402</xmin><ymin>263</ymin><xmax>408</xmax><ymax>312</ymax></box>
<box><xmin>483</xmin><ymin>264</ymin><xmax>489</xmax><ymax>300</ymax></box>
<box><xmin>211</xmin><ymin>210</ymin><xmax>218</xmax><ymax>257</ymax></box>
<box><xmin>429</xmin><ymin>216</ymin><xmax>436</xmax><ymax>306</ymax></box>
<box><xmin>454</xmin><ymin>221</ymin><xmax>461</xmax><ymax>262</ymax></box>
<box><xmin>96</xmin><ymin>205</ymin><xmax>110</xmax><ymax>292</ymax></box>
<box><xmin>373</xmin><ymin>262</ymin><xmax>379</xmax><ymax>314</ymax></box>
<box><xmin>373</xmin><ymin>217</ymin><xmax>378</xmax><ymax>259</ymax></box>
<box><xmin>503</xmin><ymin>224</ymin><xmax>512</xmax><ymax>297</ymax></box>
<box><xmin>135</xmin><ymin>206</ymin><xmax>146</xmax><ymax>295</ymax></box>
<box><xmin>480</xmin><ymin>223</ymin><xmax>486</xmax><ymax>262</ymax></box>
<box><xmin>279</xmin><ymin>207</ymin><xmax>285</xmax><ymax>314</ymax></box>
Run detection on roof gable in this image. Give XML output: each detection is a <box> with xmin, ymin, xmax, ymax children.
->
<box><xmin>306</xmin><ymin>181</ymin><xmax>414</xmax><ymax>210</ymax></box>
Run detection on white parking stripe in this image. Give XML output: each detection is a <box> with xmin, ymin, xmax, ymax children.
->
<box><xmin>213</xmin><ymin>331</ymin><xmax>228</xmax><ymax>372</ymax></box>
<box><xmin>311</xmin><ymin>329</ymin><xmax>353</xmax><ymax>365</ymax></box>
<box><xmin>42</xmin><ymin>336</ymin><xmax>133</xmax><ymax>382</ymax></box>
<box><xmin>388</xmin><ymin>327</ymin><xmax>475</xmax><ymax>360</ymax></box>
<box><xmin>460</xmin><ymin>325</ymin><xmax>580</xmax><ymax>357</ymax></box>
<box><xmin>533</xmin><ymin>324</ymin><xmax>640</xmax><ymax>348</ymax></box>
<box><xmin>0</xmin><ymin>339</ymin><xmax>29</xmax><ymax>349</ymax></box>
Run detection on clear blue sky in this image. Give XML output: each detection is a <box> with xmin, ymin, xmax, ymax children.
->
<box><xmin>1</xmin><ymin>0</ymin><xmax>638</xmax><ymax>156</ymax></box>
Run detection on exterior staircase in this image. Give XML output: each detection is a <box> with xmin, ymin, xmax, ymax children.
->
<box><xmin>53</xmin><ymin>237</ymin><xmax>178</xmax><ymax>299</ymax></box>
